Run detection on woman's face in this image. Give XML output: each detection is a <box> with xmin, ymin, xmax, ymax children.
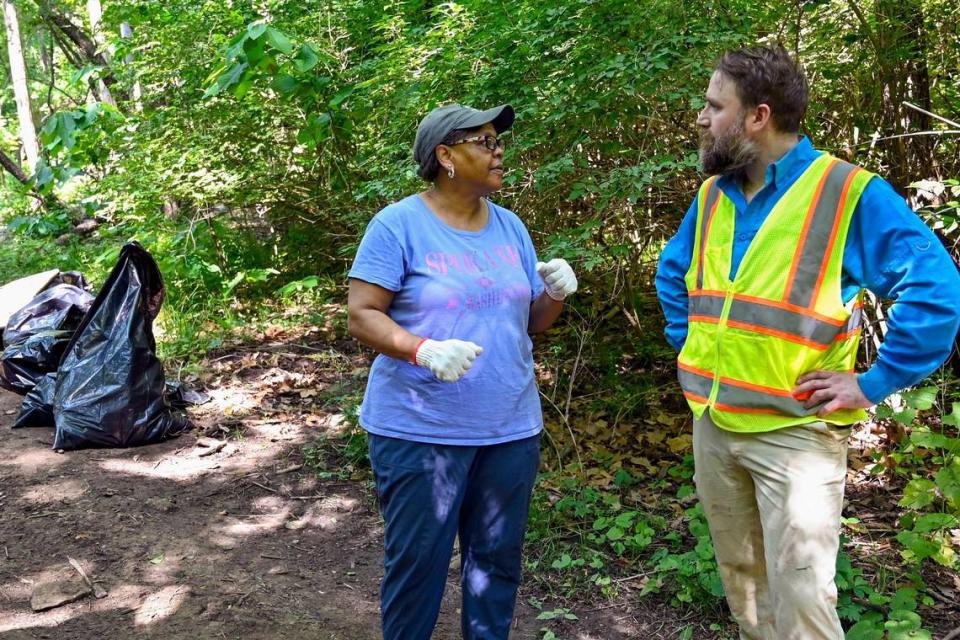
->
<box><xmin>439</xmin><ymin>122</ymin><xmax>505</xmax><ymax>194</ymax></box>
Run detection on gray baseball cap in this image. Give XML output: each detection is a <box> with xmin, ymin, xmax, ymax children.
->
<box><xmin>413</xmin><ymin>103</ymin><xmax>515</xmax><ymax>168</ymax></box>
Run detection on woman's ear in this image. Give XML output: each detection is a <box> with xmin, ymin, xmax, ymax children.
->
<box><xmin>435</xmin><ymin>144</ymin><xmax>456</xmax><ymax>176</ymax></box>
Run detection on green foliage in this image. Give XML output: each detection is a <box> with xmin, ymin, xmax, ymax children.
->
<box><xmin>875</xmin><ymin>382</ymin><xmax>960</xmax><ymax>571</ymax></box>
<box><xmin>525</xmin><ymin>456</ymin><xmax>725</xmax><ymax>613</ymax></box>
<box><xmin>2</xmin><ymin>1</ymin><xmax>959</xmax><ymax>634</ymax></box>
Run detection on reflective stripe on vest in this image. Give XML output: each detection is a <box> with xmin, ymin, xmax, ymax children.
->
<box><xmin>695</xmin><ymin>176</ymin><xmax>723</xmax><ymax>291</ymax></box>
<box><xmin>688</xmin><ymin>290</ymin><xmax>863</xmax><ymax>350</ymax></box>
<box><xmin>678</xmin><ymin>155</ymin><xmax>874</xmax><ymax>430</ymax></box>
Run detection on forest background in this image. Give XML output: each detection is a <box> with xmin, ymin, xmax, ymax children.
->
<box><xmin>0</xmin><ymin>0</ymin><xmax>958</xmax><ymax>638</ymax></box>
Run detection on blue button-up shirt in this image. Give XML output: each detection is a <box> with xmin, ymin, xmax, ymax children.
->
<box><xmin>655</xmin><ymin>137</ymin><xmax>960</xmax><ymax>404</ymax></box>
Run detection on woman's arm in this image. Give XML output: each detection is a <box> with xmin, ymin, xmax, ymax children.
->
<box><xmin>347</xmin><ymin>279</ymin><xmax>421</xmax><ymax>361</ymax></box>
<box><xmin>528</xmin><ymin>258</ymin><xmax>577</xmax><ymax>333</ymax></box>
<box><xmin>529</xmin><ymin>292</ymin><xmax>564</xmax><ymax>333</ymax></box>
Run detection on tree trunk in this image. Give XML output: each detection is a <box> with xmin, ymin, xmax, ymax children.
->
<box><xmin>0</xmin><ymin>148</ymin><xmax>31</xmax><ymax>184</ymax></box>
<box><xmin>874</xmin><ymin>0</ymin><xmax>934</xmax><ymax>191</ymax></box>
<box><xmin>39</xmin><ymin>1</ymin><xmax>123</xmax><ymax>104</ymax></box>
<box><xmin>84</xmin><ymin>0</ymin><xmax>115</xmax><ymax>107</ymax></box>
<box><xmin>120</xmin><ymin>21</ymin><xmax>141</xmax><ymax>111</ymax></box>
<box><xmin>3</xmin><ymin>0</ymin><xmax>40</xmax><ymax>173</ymax></box>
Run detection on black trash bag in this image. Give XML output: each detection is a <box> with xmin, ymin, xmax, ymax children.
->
<box><xmin>0</xmin><ymin>330</ymin><xmax>71</xmax><ymax>395</ymax></box>
<box><xmin>3</xmin><ymin>284</ymin><xmax>94</xmax><ymax>349</ymax></box>
<box><xmin>51</xmin><ymin>242</ymin><xmax>191</xmax><ymax>450</ymax></box>
<box><xmin>165</xmin><ymin>381</ymin><xmax>212</xmax><ymax>409</ymax></box>
<box><xmin>13</xmin><ymin>372</ymin><xmax>57</xmax><ymax>428</ymax></box>
<box><xmin>49</xmin><ymin>271</ymin><xmax>93</xmax><ymax>292</ymax></box>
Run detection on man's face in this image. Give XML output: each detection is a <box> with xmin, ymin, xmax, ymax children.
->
<box><xmin>697</xmin><ymin>71</ymin><xmax>758</xmax><ymax>177</ymax></box>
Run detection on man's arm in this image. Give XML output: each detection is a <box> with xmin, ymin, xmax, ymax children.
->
<box><xmin>655</xmin><ymin>197</ymin><xmax>699</xmax><ymax>351</ymax></box>
<box><xmin>793</xmin><ymin>177</ymin><xmax>960</xmax><ymax>414</ymax></box>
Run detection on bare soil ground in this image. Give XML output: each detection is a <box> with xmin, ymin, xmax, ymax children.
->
<box><xmin>0</xmin><ymin>336</ymin><xmax>687</xmax><ymax>640</ymax></box>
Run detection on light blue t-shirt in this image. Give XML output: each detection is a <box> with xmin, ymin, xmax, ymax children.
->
<box><xmin>348</xmin><ymin>194</ymin><xmax>546</xmax><ymax>446</ymax></box>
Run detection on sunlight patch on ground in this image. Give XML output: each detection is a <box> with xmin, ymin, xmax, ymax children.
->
<box><xmin>216</xmin><ymin>506</ymin><xmax>293</xmax><ymax>538</ymax></box>
<box><xmin>18</xmin><ymin>479</ymin><xmax>88</xmax><ymax>505</ymax></box>
<box><xmin>0</xmin><ymin>583</ymin><xmax>153</xmax><ymax>632</ymax></box>
<box><xmin>0</xmin><ymin>448</ymin><xmax>68</xmax><ymax>475</ymax></box>
<box><xmin>141</xmin><ymin>553</ymin><xmax>185</xmax><ymax>586</ymax></box>
<box><xmin>133</xmin><ymin>584</ymin><xmax>191</xmax><ymax>627</ymax></box>
<box><xmin>205</xmin><ymin>386</ymin><xmax>259</xmax><ymax>417</ymax></box>
<box><xmin>99</xmin><ymin>454</ymin><xmax>224</xmax><ymax>481</ymax></box>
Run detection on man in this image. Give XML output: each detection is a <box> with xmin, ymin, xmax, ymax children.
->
<box><xmin>655</xmin><ymin>46</ymin><xmax>960</xmax><ymax>639</ymax></box>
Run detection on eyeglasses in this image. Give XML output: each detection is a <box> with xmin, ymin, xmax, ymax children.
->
<box><xmin>448</xmin><ymin>134</ymin><xmax>506</xmax><ymax>151</ymax></box>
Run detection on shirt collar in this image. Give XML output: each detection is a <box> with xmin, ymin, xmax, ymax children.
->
<box><xmin>767</xmin><ymin>135</ymin><xmax>816</xmax><ymax>189</ymax></box>
<box><xmin>716</xmin><ymin>135</ymin><xmax>817</xmax><ymax>197</ymax></box>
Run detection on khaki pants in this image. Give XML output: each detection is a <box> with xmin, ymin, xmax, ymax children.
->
<box><xmin>693</xmin><ymin>411</ymin><xmax>850</xmax><ymax>640</ymax></box>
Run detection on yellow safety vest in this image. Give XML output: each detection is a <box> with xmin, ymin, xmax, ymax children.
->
<box><xmin>678</xmin><ymin>154</ymin><xmax>875</xmax><ymax>432</ymax></box>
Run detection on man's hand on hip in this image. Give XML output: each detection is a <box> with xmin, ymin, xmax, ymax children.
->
<box><xmin>793</xmin><ymin>371</ymin><xmax>873</xmax><ymax>416</ymax></box>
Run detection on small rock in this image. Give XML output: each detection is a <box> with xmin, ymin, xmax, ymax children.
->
<box><xmin>74</xmin><ymin>219</ymin><xmax>99</xmax><ymax>235</ymax></box>
<box><xmin>31</xmin><ymin>578</ymin><xmax>92</xmax><ymax>611</ymax></box>
<box><xmin>267</xmin><ymin>566</ymin><xmax>288</xmax><ymax>576</ymax></box>
<box><xmin>195</xmin><ymin>438</ymin><xmax>226</xmax><ymax>456</ymax></box>
<box><xmin>145</xmin><ymin>497</ymin><xmax>176</xmax><ymax>513</ymax></box>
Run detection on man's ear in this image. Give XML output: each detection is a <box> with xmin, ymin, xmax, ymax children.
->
<box><xmin>746</xmin><ymin>103</ymin><xmax>772</xmax><ymax>134</ymax></box>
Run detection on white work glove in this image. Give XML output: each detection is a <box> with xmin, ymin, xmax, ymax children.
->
<box><xmin>414</xmin><ymin>339</ymin><xmax>483</xmax><ymax>382</ymax></box>
<box><xmin>536</xmin><ymin>258</ymin><xmax>578</xmax><ymax>301</ymax></box>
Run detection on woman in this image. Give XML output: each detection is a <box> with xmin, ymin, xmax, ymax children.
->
<box><xmin>347</xmin><ymin>103</ymin><xmax>577</xmax><ymax>640</ymax></box>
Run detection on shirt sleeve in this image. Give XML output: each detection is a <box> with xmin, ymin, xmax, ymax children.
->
<box><xmin>348</xmin><ymin>217</ymin><xmax>406</xmax><ymax>292</ymax></box>
<box><xmin>843</xmin><ymin>177</ymin><xmax>960</xmax><ymax>403</ymax></box>
<box><xmin>655</xmin><ymin>197</ymin><xmax>699</xmax><ymax>351</ymax></box>
<box><xmin>518</xmin><ymin>219</ymin><xmax>545</xmax><ymax>301</ymax></box>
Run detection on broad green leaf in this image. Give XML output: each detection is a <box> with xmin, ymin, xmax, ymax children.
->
<box><xmin>224</xmin><ymin>272</ymin><xmax>245</xmax><ymax>293</ymax></box>
<box><xmin>293</xmin><ymin>44</ymin><xmax>320</xmax><ymax>72</ymax></box>
<box><xmin>912</xmin><ymin>513</ymin><xmax>957</xmax><ymax>533</ymax></box>
<box><xmin>892</xmin><ymin>408</ymin><xmax>917</xmax><ymax>426</ymax></box>
<box><xmin>942</xmin><ymin>402</ymin><xmax>960</xmax><ymax>427</ymax></box>
<box><xmin>247</xmin><ymin>22</ymin><xmax>267</xmax><ymax>39</ymax></box>
<box><xmin>845</xmin><ymin>620</ymin><xmax>884</xmax><ymax>640</ymax></box>
<box><xmin>233</xmin><ymin>75</ymin><xmax>255</xmax><ymax>99</ymax></box>
<box><xmin>243</xmin><ymin>36</ymin><xmax>266</xmax><ymax>66</ymax></box>
<box><xmin>889</xmin><ymin>588</ymin><xmax>918</xmax><ymax>612</ymax></box>
<box><xmin>934</xmin><ymin>464</ymin><xmax>960</xmax><ymax>505</ymax></box>
<box><xmin>901</xmin><ymin>387</ymin><xmax>937</xmax><ymax>411</ymax></box>
<box><xmin>271</xmin><ymin>74</ymin><xmax>299</xmax><ymax>94</ymax></box>
<box><xmin>899</xmin><ymin>479</ymin><xmax>935</xmax><ymax>509</ymax></box>
<box><xmin>204</xmin><ymin>62</ymin><xmax>248</xmax><ymax>98</ymax></box>
<box><xmin>909</xmin><ymin>430</ymin><xmax>948</xmax><ymax>450</ymax></box>
<box><xmin>885</xmin><ymin>608</ymin><xmax>931</xmax><ymax>640</ymax></box>
<box><xmin>895</xmin><ymin>530</ymin><xmax>939</xmax><ymax>562</ymax></box>
<box><xmin>329</xmin><ymin>85</ymin><xmax>355</xmax><ymax>109</ymax></box>
<box><xmin>265</xmin><ymin>27</ymin><xmax>294</xmax><ymax>55</ymax></box>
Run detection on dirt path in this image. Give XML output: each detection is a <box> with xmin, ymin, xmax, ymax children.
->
<box><xmin>0</xmin><ymin>340</ymin><xmax>662</xmax><ymax>639</ymax></box>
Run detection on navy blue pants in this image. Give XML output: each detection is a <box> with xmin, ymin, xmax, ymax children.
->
<box><xmin>368</xmin><ymin>433</ymin><xmax>541</xmax><ymax>640</ymax></box>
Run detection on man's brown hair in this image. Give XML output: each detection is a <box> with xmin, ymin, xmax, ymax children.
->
<box><xmin>716</xmin><ymin>46</ymin><xmax>809</xmax><ymax>133</ymax></box>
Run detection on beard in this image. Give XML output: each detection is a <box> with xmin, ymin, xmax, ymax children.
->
<box><xmin>698</xmin><ymin>115</ymin><xmax>758</xmax><ymax>179</ymax></box>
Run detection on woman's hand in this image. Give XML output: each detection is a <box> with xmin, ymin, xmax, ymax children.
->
<box><xmin>415</xmin><ymin>339</ymin><xmax>483</xmax><ymax>382</ymax></box>
<box><xmin>537</xmin><ymin>259</ymin><xmax>578</xmax><ymax>300</ymax></box>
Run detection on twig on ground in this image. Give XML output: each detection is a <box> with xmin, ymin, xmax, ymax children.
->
<box><xmin>246</xmin><ymin>480</ymin><xmax>277</xmax><ymax>494</ymax></box>
<box><xmin>942</xmin><ymin>626</ymin><xmax>960</xmax><ymax>640</ymax></box>
<box><xmin>277</xmin><ymin>464</ymin><xmax>303</xmax><ymax>475</ymax></box>
<box><xmin>613</xmin><ymin>571</ymin><xmax>650</xmax><ymax>584</ymax></box>
<box><xmin>67</xmin><ymin>556</ymin><xmax>107</xmax><ymax>598</ymax></box>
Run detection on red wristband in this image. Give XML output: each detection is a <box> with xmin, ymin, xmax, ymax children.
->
<box><xmin>411</xmin><ymin>337</ymin><xmax>428</xmax><ymax>364</ymax></box>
